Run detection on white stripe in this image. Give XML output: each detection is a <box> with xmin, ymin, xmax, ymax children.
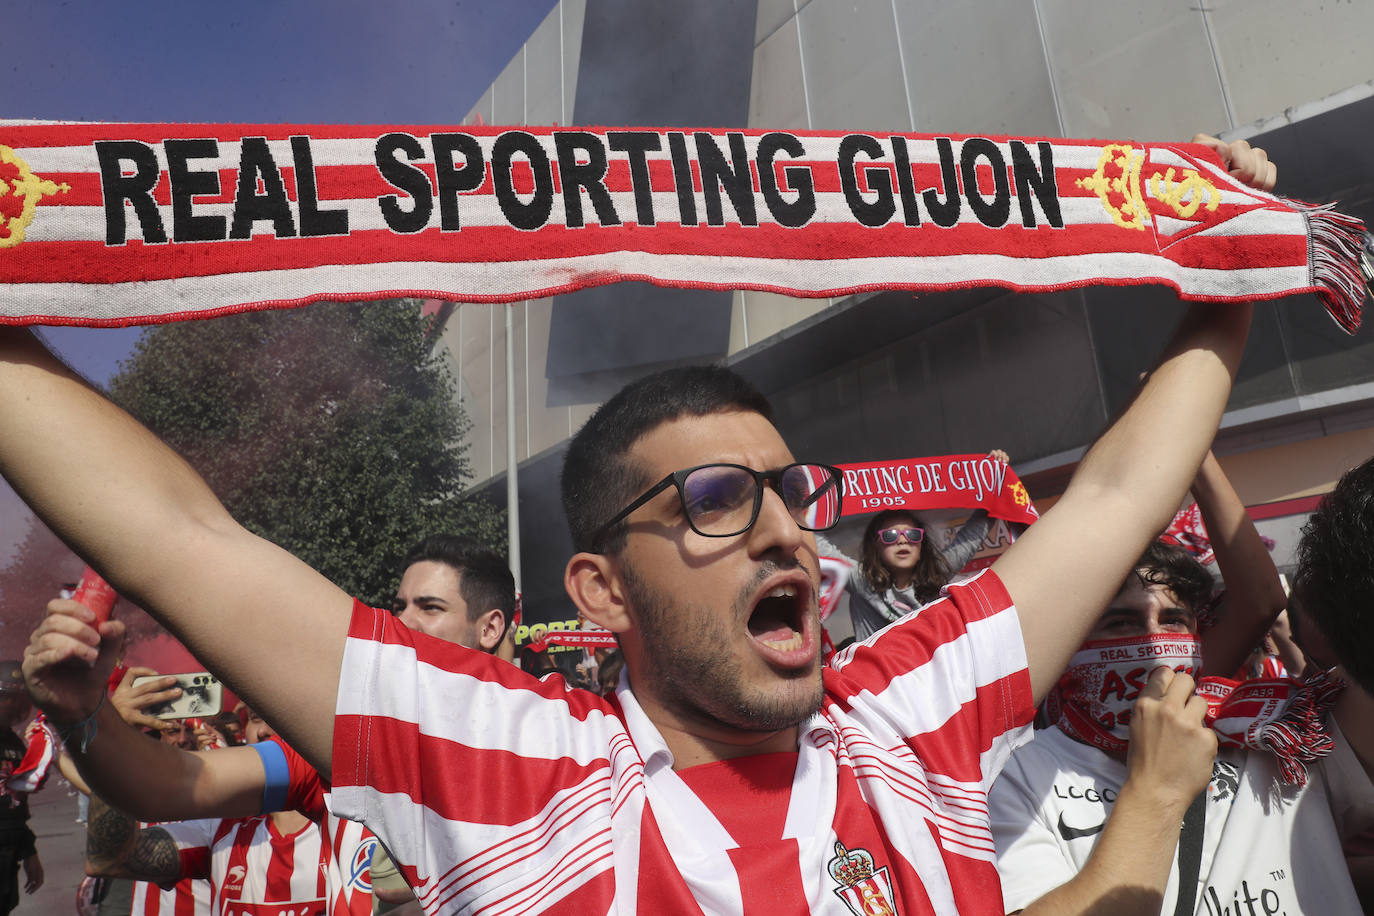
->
<box><xmin>3</xmin><ymin>248</ymin><xmax>1314</xmax><ymax>325</ymax></box>
<box><xmin>354</xmin><ymin>775</ymin><xmax>615</xmax><ymax>914</ymax></box>
<box><xmin>846</xmin><ymin>608</ymin><xmax>1024</xmax><ymax>741</ymax></box>
<box><xmin>336</xmin><ymin>637</ymin><xmax>625</xmax><ymax>765</ymax></box>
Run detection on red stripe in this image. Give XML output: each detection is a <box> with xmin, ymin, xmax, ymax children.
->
<box><xmin>263</xmin><ymin>820</ymin><xmax>297</xmax><ymax>901</ymax></box>
<box><xmin>1246</xmin><ymin>493</ymin><xmax>1324</xmax><ymax>520</ymax></box>
<box><xmin>732</xmin><ymin>841</ymin><xmax>808</xmax><ymax>916</ymax></box>
<box><xmin>635</xmin><ymin>806</ymin><xmax>708</xmax><ymax>916</ymax></box>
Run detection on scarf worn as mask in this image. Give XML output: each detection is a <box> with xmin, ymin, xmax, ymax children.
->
<box><xmin>1052</xmin><ymin>633</ymin><xmax>1342</xmax><ymax>786</ymax></box>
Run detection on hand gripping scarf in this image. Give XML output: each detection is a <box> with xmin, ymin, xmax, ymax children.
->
<box><xmin>1052</xmin><ymin>632</ymin><xmax>1343</xmax><ymax>786</ymax></box>
<box><xmin>0</xmin><ymin>124</ymin><xmax>1367</xmax><ymax>330</ymax></box>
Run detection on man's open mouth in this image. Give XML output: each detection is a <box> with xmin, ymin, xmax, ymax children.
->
<box><xmin>747</xmin><ymin>581</ymin><xmax>812</xmax><ymax>659</ymax></box>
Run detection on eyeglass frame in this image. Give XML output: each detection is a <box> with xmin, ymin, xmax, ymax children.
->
<box><xmin>588</xmin><ymin>462</ymin><xmax>845</xmax><ymax>553</ymax></box>
<box><xmin>876</xmin><ymin>526</ymin><xmax>925</xmax><ymax>545</ymax></box>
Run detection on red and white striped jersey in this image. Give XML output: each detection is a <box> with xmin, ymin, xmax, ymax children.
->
<box><xmin>130</xmin><ymin>876</ymin><xmax>212</xmax><ymax>916</ymax></box>
<box><xmin>270</xmin><ymin>738</ymin><xmax>378</xmax><ymax>916</ymax></box>
<box><xmin>331</xmin><ymin>568</ymin><xmax>1034</xmax><ymax>915</ymax></box>
<box><xmin>163</xmin><ymin>814</ymin><xmax>326</xmax><ymax>916</ymax></box>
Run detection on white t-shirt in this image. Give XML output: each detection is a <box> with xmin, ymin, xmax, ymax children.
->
<box><xmin>989</xmin><ymin>723</ymin><xmax>1374</xmax><ymax>914</ymax></box>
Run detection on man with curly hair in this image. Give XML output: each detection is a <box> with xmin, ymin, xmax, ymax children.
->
<box><xmin>1294</xmin><ymin>456</ymin><xmax>1374</xmax><ymax>694</ymax></box>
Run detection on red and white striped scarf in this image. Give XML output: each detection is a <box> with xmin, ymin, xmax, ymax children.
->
<box><xmin>0</xmin><ymin>125</ymin><xmax>1366</xmax><ymax>330</ymax></box>
<box><xmin>1053</xmin><ymin>633</ymin><xmax>1342</xmax><ymax>786</ymax></box>
<box><xmin>2</xmin><ymin>715</ymin><xmax>57</xmax><ymax>796</ymax></box>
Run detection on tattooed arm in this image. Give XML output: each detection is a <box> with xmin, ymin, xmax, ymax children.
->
<box><xmin>85</xmin><ymin>794</ymin><xmax>185</xmax><ymax>886</ymax></box>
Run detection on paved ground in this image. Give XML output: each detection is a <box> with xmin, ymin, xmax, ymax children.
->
<box><xmin>20</xmin><ymin>776</ymin><xmax>89</xmax><ymax>915</ymax></box>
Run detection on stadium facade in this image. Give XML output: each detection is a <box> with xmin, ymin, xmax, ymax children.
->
<box><xmin>429</xmin><ymin>0</ymin><xmax>1374</xmax><ymax>637</ymax></box>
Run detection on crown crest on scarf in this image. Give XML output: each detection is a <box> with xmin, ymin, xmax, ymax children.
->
<box><xmin>0</xmin><ymin>145</ymin><xmax>70</xmax><ymax>250</ymax></box>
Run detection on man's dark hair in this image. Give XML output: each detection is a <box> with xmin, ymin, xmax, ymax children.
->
<box><xmin>561</xmin><ymin>365</ymin><xmax>773</xmax><ymax>553</ymax></box>
<box><xmin>1128</xmin><ymin>540</ymin><xmax>1215</xmax><ymax>613</ymax></box>
<box><xmin>1294</xmin><ymin>455</ymin><xmax>1374</xmax><ymax>694</ymax></box>
<box><xmin>403</xmin><ymin>534</ymin><xmax>516</xmax><ymax>628</ymax></box>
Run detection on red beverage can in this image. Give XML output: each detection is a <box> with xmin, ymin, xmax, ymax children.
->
<box><xmin>72</xmin><ymin>566</ymin><xmax>119</xmax><ymax>624</ymax></box>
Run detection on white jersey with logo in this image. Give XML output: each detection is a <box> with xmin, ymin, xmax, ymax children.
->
<box><xmin>163</xmin><ymin>814</ymin><xmax>326</xmax><ymax>916</ymax></box>
<box><xmin>989</xmin><ymin>723</ymin><xmax>1374</xmax><ymax>914</ymax></box>
<box><xmin>267</xmin><ymin>737</ymin><xmax>377</xmax><ymax>916</ymax></box>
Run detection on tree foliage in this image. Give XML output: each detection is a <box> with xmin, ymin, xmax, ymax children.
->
<box><xmin>106</xmin><ymin>299</ymin><xmax>503</xmax><ymax>607</ymax></box>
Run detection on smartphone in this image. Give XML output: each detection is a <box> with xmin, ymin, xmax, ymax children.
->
<box><xmin>132</xmin><ymin>672</ymin><xmax>223</xmax><ymax>720</ymax></box>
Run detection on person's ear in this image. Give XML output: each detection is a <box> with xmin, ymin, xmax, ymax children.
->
<box><xmin>565</xmin><ymin>553</ymin><xmax>631</xmax><ymax>633</ymax></box>
<box><xmin>474</xmin><ymin>608</ymin><xmax>506</xmax><ymax>653</ymax></box>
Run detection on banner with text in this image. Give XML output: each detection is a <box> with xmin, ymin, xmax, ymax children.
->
<box><xmin>837</xmin><ymin>453</ymin><xmax>1038</xmax><ymax>525</ymax></box>
<box><xmin>0</xmin><ymin>123</ymin><xmax>1365</xmax><ymax>330</ymax></box>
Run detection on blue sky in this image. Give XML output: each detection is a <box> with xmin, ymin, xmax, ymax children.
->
<box><xmin>1</xmin><ymin>0</ymin><xmax>557</xmax><ymax>563</ymax></box>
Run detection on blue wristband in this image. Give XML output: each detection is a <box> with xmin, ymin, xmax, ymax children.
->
<box><xmin>249</xmin><ymin>740</ymin><xmax>290</xmax><ymax>814</ymax></box>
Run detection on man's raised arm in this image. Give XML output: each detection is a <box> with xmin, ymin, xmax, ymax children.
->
<box><xmin>0</xmin><ymin>327</ymin><xmax>349</xmax><ymax>773</ymax></box>
<box><xmin>994</xmin><ymin>302</ymin><xmax>1252</xmax><ymax>703</ymax></box>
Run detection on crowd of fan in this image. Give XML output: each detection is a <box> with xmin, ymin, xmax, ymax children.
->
<box><xmin>1</xmin><ymin>134</ymin><xmax>1373</xmax><ymax>915</ymax></box>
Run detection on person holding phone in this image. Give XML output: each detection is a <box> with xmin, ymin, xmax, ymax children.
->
<box><xmin>27</xmin><ymin>537</ymin><xmax>514</xmax><ymax>916</ymax></box>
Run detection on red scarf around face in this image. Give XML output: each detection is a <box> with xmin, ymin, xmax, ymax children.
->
<box><xmin>1053</xmin><ymin>633</ymin><xmax>1342</xmax><ymax>786</ymax></box>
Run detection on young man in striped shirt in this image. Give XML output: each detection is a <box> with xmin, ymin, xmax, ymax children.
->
<box><xmin>7</xmin><ymin>135</ymin><xmax>1271</xmax><ymax>915</ymax></box>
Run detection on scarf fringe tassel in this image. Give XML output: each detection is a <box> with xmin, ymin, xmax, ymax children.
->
<box><xmin>1253</xmin><ymin>671</ymin><xmax>1344</xmax><ymax>787</ymax></box>
<box><xmin>1304</xmin><ymin>202</ymin><xmax>1369</xmax><ymax>335</ymax></box>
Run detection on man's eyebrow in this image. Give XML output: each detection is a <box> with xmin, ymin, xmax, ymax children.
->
<box><xmin>1098</xmin><ymin>607</ymin><xmax>1137</xmax><ymax>617</ymax></box>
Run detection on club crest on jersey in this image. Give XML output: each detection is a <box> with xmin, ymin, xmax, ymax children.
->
<box><xmin>348</xmin><ymin>835</ymin><xmax>378</xmax><ymax>892</ymax></box>
<box><xmin>827</xmin><ymin>841</ymin><xmax>899</xmax><ymax>916</ymax></box>
<box><xmin>0</xmin><ymin>145</ymin><xmax>70</xmax><ymax>250</ymax></box>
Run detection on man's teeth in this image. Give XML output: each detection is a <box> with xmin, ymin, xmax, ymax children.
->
<box><xmin>763</xmin><ymin>631</ymin><xmax>802</xmax><ymax>650</ymax></box>
<box><xmin>766</xmin><ymin>585</ymin><xmax>797</xmax><ymax>599</ymax></box>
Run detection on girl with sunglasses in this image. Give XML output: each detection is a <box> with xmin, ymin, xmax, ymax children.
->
<box><xmin>819</xmin><ymin>449</ymin><xmax>1010</xmax><ymax>641</ymax></box>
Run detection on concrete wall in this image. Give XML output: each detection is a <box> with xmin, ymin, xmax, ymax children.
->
<box><xmin>451</xmin><ymin>0</ymin><xmax>1374</xmax><ymax>486</ymax></box>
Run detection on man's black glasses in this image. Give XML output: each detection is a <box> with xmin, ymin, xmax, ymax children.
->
<box><xmin>590</xmin><ymin>462</ymin><xmax>844</xmax><ymax>551</ymax></box>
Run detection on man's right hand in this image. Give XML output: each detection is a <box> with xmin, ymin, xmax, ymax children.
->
<box><xmin>111</xmin><ymin>667</ymin><xmax>181</xmax><ymax>734</ymax></box>
<box><xmin>1124</xmin><ymin>667</ymin><xmax>1217</xmax><ymax>811</ymax></box>
<box><xmin>22</xmin><ymin>599</ymin><xmax>124</xmax><ymax>727</ymax></box>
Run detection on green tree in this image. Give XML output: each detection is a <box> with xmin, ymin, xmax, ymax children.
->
<box><xmin>106</xmin><ymin>299</ymin><xmax>503</xmax><ymax>607</ymax></box>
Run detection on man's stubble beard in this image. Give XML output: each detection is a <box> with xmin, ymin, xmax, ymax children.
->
<box><xmin>620</xmin><ymin>560</ymin><xmax>823</xmax><ymax>734</ymax></box>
